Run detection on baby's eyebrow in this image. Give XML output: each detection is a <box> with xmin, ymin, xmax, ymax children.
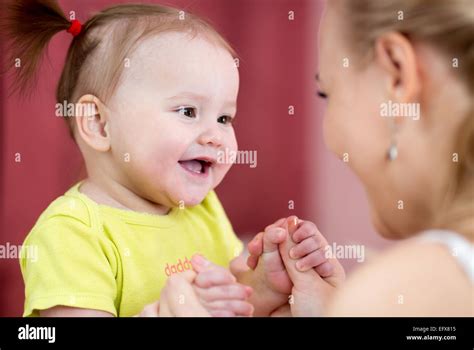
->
<box><xmin>166</xmin><ymin>91</ymin><xmax>237</xmax><ymax>110</ymax></box>
<box><xmin>165</xmin><ymin>92</ymin><xmax>210</xmax><ymax>102</ymax></box>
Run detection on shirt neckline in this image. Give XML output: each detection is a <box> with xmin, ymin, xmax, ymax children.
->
<box><xmin>66</xmin><ymin>181</ymin><xmax>183</xmax><ymax>228</ymax></box>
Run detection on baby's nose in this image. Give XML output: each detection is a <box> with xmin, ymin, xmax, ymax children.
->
<box><xmin>198</xmin><ymin>128</ymin><xmax>223</xmax><ymax>147</ymax></box>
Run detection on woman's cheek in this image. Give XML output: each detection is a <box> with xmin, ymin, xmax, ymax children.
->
<box><xmin>322</xmin><ymin>108</ymin><xmax>345</xmax><ymax>159</ymax></box>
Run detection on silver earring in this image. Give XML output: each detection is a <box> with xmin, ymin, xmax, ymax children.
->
<box><xmin>387</xmin><ymin>142</ymin><xmax>398</xmax><ymax>161</ymax></box>
<box><xmin>387</xmin><ymin>119</ymin><xmax>398</xmax><ymax>161</ymax></box>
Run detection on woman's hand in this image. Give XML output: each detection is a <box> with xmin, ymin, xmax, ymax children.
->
<box><xmin>139</xmin><ymin>270</ymin><xmax>210</xmax><ymax>317</ymax></box>
<box><xmin>139</xmin><ymin>256</ymin><xmax>253</xmax><ymax>317</ymax></box>
<box><xmin>277</xmin><ymin>217</ymin><xmax>346</xmax><ymax>316</ymax></box>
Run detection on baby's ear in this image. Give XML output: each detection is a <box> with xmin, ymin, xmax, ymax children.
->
<box><xmin>75</xmin><ymin>94</ymin><xmax>111</xmax><ymax>152</ymax></box>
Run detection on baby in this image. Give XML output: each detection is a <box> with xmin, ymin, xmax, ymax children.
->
<box><xmin>7</xmin><ymin>0</ymin><xmax>335</xmax><ymax>317</ymax></box>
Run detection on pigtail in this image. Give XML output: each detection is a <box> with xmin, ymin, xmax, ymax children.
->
<box><xmin>1</xmin><ymin>0</ymin><xmax>71</xmax><ymax>95</ymax></box>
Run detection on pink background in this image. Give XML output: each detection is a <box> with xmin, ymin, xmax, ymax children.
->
<box><xmin>0</xmin><ymin>0</ymin><xmax>390</xmax><ymax>316</ymax></box>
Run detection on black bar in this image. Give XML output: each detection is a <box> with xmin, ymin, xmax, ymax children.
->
<box><xmin>0</xmin><ymin>317</ymin><xmax>471</xmax><ymax>348</ymax></box>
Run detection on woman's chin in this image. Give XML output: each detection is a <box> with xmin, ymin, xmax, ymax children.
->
<box><xmin>371</xmin><ymin>211</ymin><xmax>397</xmax><ymax>240</ymax></box>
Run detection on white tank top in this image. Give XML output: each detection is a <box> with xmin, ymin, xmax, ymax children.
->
<box><xmin>419</xmin><ymin>230</ymin><xmax>474</xmax><ymax>283</ymax></box>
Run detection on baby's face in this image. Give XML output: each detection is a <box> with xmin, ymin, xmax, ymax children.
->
<box><xmin>106</xmin><ymin>32</ymin><xmax>239</xmax><ymax>208</ymax></box>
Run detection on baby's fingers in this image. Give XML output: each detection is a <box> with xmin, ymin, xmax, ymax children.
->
<box><xmin>264</xmin><ymin>217</ymin><xmax>286</xmax><ymax>231</ymax></box>
<box><xmin>247</xmin><ymin>232</ymin><xmax>263</xmax><ymax>258</ymax></box>
<box><xmin>247</xmin><ymin>232</ymin><xmax>263</xmax><ymax>270</ymax></box>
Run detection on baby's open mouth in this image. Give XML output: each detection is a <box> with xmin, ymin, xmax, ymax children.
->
<box><xmin>178</xmin><ymin>158</ymin><xmax>213</xmax><ymax>175</ymax></box>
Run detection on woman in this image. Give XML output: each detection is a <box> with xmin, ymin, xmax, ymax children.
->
<box><xmin>158</xmin><ymin>0</ymin><xmax>473</xmax><ymax>317</ymax></box>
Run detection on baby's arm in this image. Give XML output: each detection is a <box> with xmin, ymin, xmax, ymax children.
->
<box><xmin>41</xmin><ymin>256</ymin><xmax>252</xmax><ymax>317</ymax></box>
<box><xmin>40</xmin><ymin>307</ymin><xmax>113</xmax><ymax>317</ymax></box>
<box><xmin>230</xmin><ymin>220</ymin><xmax>290</xmax><ymax>316</ymax></box>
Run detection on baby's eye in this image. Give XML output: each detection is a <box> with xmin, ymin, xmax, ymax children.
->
<box><xmin>217</xmin><ymin>115</ymin><xmax>233</xmax><ymax>125</ymax></box>
<box><xmin>177</xmin><ymin>107</ymin><xmax>197</xmax><ymax>118</ymax></box>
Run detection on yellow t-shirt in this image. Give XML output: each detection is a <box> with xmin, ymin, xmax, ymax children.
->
<box><xmin>20</xmin><ymin>183</ymin><xmax>243</xmax><ymax>317</ymax></box>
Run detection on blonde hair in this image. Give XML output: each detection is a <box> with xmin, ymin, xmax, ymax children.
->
<box><xmin>339</xmin><ymin>0</ymin><xmax>474</xmax><ymax>227</ymax></box>
<box><xmin>2</xmin><ymin>0</ymin><xmax>236</xmax><ymax>135</ymax></box>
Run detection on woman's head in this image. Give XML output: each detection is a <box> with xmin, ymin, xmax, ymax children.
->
<box><xmin>4</xmin><ymin>0</ymin><xmax>239</xmax><ymax>208</ymax></box>
<box><xmin>318</xmin><ymin>0</ymin><xmax>473</xmax><ymax>238</ymax></box>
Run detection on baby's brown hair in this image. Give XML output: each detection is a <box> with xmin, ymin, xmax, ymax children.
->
<box><xmin>2</xmin><ymin>0</ymin><xmax>236</xmax><ymax>135</ymax></box>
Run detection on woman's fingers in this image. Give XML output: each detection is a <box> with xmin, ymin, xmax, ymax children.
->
<box><xmin>288</xmin><ymin>219</ymin><xmax>345</xmax><ymax>284</ymax></box>
<box><xmin>194</xmin><ymin>283</ymin><xmax>251</xmax><ymax>302</ymax></box>
<box><xmin>295</xmin><ymin>250</ymin><xmax>327</xmax><ymax>272</ymax></box>
<box><xmin>157</xmin><ymin>286</ymin><xmax>172</xmax><ymax>317</ymax></box>
<box><xmin>315</xmin><ymin>261</ymin><xmax>334</xmax><ymax>277</ymax></box>
<box><xmin>289</xmin><ymin>236</ymin><xmax>320</xmax><ymax>259</ymax></box>
<box><xmin>292</xmin><ymin>221</ymin><xmax>322</xmax><ymax>243</ymax></box>
<box><xmin>209</xmin><ymin>309</ymin><xmax>236</xmax><ymax>317</ymax></box>
<box><xmin>191</xmin><ymin>255</ymin><xmax>237</xmax><ymax>288</ymax></box>
<box><xmin>279</xmin><ymin>217</ymin><xmax>322</xmax><ymax>284</ymax></box>
<box><xmin>204</xmin><ymin>299</ymin><xmax>254</xmax><ymax>316</ymax></box>
<box><xmin>160</xmin><ymin>272</ymin><xmax>210</xmax><ymax>317</ymax></box>
<box><xmin>139</xmin><ymin>300</ymin><xmax>160</xmax><ymax>317</ymax></box>
<box><xmin>193</xmin><ymin>266</ymin><xmax>236</xmax><ymax>288</ymax></box>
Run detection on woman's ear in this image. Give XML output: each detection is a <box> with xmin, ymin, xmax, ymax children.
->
<box><xmin>74</xmin><ymin>94</ymin><xmax>111</xmax><ymax>152</ymax></box>
<box><xmin>374</xmin><ymin>32</ymin><xmax>421</xmax><ymax>104</ymax></box>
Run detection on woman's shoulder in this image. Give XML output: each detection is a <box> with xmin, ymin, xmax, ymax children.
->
<box><xmin>327</xmin><ymin>233</ymin><xmax>473</xmax><ymax>316</ymax></box>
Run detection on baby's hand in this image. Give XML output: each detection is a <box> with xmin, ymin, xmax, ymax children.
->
<box><xmin>245</xmin><ymin>218</ymin><xmax>292</xmax><ymax>295</ymax></box>
<box><xmin>247</xmin><ymin>216</ymin><xmax>335</xmax><ymax>292</ymax></box>
<box><xmin>190</xmin><ymin>255</ymin><xmax>254</xmax><ymax>317</ymax></box>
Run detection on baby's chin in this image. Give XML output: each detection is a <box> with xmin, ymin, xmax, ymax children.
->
<box><xmin>168</xmin><ymin>187</ymin><xmax>214</xmax><ymax>208</ymax></box>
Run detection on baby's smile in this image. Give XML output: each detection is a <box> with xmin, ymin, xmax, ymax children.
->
<box><xmin>178</xmin><ymin>157</ymin><xmax>216</xmax><ymax>178</ymax></box>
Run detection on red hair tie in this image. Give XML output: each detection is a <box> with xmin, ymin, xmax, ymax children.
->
<box><xmin>67</xmin><ymin>19</ymin><xmax>82</xmax><ymax>37</ymax></box>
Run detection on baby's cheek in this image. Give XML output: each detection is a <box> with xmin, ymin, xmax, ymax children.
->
<box><xmin>211</xmin><ymin>163</ymin><xmax>231</xmax><ymax>190</ymax></box>
<box><xmin>217</xmin><ymin>136</ymin><xmax>237</xmax><ymax>176</ymax></box>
